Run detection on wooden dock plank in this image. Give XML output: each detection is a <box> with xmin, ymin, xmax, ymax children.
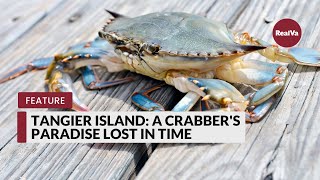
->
<box><xmin>0</xmin><ymin>0</ymin><xmax>64</xmax><ymax>54</ymax></box>
<box><xmin>0</xmin><ymin>0</ymin><xmax>219</xmax><ymax>179</ymax></box>
<box><xmin>0</xmin><ymin>0</ymin><xmax>319</xmax><ymax>179</ymax></box>
<box><xmin>136</xmin><ymin>0</ymin><xmax>320</xmax><ymax>179</ymax></box>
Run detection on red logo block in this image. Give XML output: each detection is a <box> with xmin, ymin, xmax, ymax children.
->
<box><xmin>17</xmin><ymin>111</ymin><xmax>26</xmax><ymax>143</ymax></box>
<box><xmin>18</xmin><ymin>92</ymin><xmax>72</xmax><ymax>108</ymax></box>
<box><xmin>273</xmin><ymin>18</ymin><xmax>302</xmax><ymax>48</ymax></box>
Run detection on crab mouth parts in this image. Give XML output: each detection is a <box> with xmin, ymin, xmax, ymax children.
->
<box><xmin>99</xmin><ymin>30</ymin><xmax>161</xmax><ymax>55</ymax></box>
<box><xmin>101</xmin><ymin>33</ymin><xmax>162</xmax><ymax>75</ymax></box>
<box><xmin>114</xmin><ymin>45</ymin><xmax>161</xmax><ymax>77</ymax></box>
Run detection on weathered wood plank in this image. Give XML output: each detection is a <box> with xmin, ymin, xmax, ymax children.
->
<box><xmin>261</xmin><ymin>8</ymin><xmax>320</xmax><ymax>179</ymax></box>
<box><xmin>0</xmin><ymin>0</ymin><xmax>219</xmax><ymax>179</ymax></box>
<box><xmin>0</xmin><ymin>0</ymin><xmax>64</xmax><ymax>54</ymax></box>
<box><xmin>1</xmin><ymin>0</ymin><xmax>319</xmax><ymax>179</ymax></box>
<box><xmin>136</xmin><ymin>0</ymin><xmax>320</xmax><ymax>179</ymax></box>
<box><xmin>264</xmin><ymin>66</ymin><xmax>320</xmax><ymax>180</ymax></box>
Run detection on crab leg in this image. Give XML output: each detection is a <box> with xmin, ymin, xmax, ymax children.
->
<box><xmin>215</xmin><ymin>59</ymin><xmax>288</xmax><ymax>122</ymax></box>
<box><xmin>80</xmin><ymin>65</ymin><xmax>134</xmax><ymax>90</ymax></box>
<box><xmin>46</xmin><ymin>39</ymin><xmax>124</xmax><ymax>81</ymax></box>
<box><xmin>131</xmin><ymin>89</ymin><xmax>205</xmax><ymax>112</ymax></box>
<box><xmin>131</xmin><ymin>83</ymin><xmax>165</xmax><ymax>111</ymax></box>
<box><xmin>0</xmin><ymin>57</ymin><xmax>53</xmax><ymax>84</ymax></box>
<box><xmin>131</xmin><ymin>70</ymin><xmax>211</xmax><ymax>112</ymax></box>
<box><xmin>0</xmin><ymin>37</ymin><xmax>131</xmax><ymax>111</ymax></box>
<box><xmin>46</xmin><ymin>64</ymin><xmax>133</xmax><ymax>111</ymax></box>
<box><xmin>46</xmin><ymin>60</ymin><xmax>129</xmax><ymax>111</ymax></box>
<box><xmin>44</xmin><ymin>39</ymin><xmax>132</xmax><ymax>111</ymax></box>
<box><xmin>172</xmin><ymin>92</ymin><xmax>200</xmax><ymax>111</ymax></box>
<box><xmin>235</xmin><ymin>32</ymin><xmax>320</xmax><ymax>66</ymax></box>
<box><xmin>131</xmin><ymin>83</ymin><xmax>201</xmax><ymax>112</ymax></box>
<box><xmin>200</xmin><ymin>100</ymin><xmax>211</xmax><ymax>111</ymax></box>
<box><xmin>0</xmin><ymin>38</ymin><xmax>106</xmax><ymax>84</ymax></box>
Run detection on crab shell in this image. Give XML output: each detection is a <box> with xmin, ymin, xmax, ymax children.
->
<box><xmin>99</xmin><ymin>12</ymin><xmax>265</xmax><ymax>80</ymax></box>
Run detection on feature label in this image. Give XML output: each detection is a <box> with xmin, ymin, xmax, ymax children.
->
<box><xmin>18</xmin><ymin>92</ymin><xmax>72</xmax><ymax>108</ymax></box>
<box><xmin>17</xmin><ymin>111</ymin><xmax>245</xmax><ymax>143</ymax></box>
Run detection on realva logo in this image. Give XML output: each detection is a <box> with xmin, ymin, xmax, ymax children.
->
<box><xmin>275</xmin><ymin>30</ymin><xmax>299</xmax><ymax>36</ymax></box>
<box><xmin>273</xmin><ymin>19</ymin><xmax>302</xmax><ymax>47</ymax></box>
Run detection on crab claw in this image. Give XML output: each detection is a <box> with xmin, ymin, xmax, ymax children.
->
<box><xmin>245</xmin><ymin>96</ymin><xmax>275</xmax><ymax>123</ymax></box>
<box><xmin>288</xmin><ymin>47</ymin><xmax>320</xmax><ymax>66</ymax></box>
<box><xmin>47</xmin><ymin>69</ymin><xmax>89</xmax><ymax>111</ymax></box>
<box><xmin>188</xmin><ymin>78</ymin><xmax>248</xmax><ymax>112</ymax></box>
<box><xmin>235</xmin><ymin>33</ymin><xmax>320</xmax><ymax>67</ymax></box>
<box><xmin>257</xmin><ymin>45</ymin><xmax>320</xmax><ymax>67</ymax></box>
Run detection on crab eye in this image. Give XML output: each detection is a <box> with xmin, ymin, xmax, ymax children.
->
<box><xmin>98</xmin><ymin>31</ymin><xmax>106</xmax><ymax>38</ymax></box>
<box><xmin>105</xmin><ymin>34</ymin><xmax>115</xmax><ymax>41</ymax></box>
<box><xmin>146</xmin><ymin>44</ymin><xmax>160</xmax><ymax>54</ymax></box>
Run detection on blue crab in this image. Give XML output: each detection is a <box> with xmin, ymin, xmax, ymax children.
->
<box><xmin>1</xmin><ymin>11</ymin><xmax>319</xmax><ymax>122</ymax></box>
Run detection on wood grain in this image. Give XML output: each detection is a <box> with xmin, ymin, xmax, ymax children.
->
<box><xmin>136</xmin><ymin>0</ymin><xmax>320</xmax><ymax>179</ymax></box>
<box><xmin>0</xmin><ymin>0</ymin><xmax>64</xmax><ymax>54</ymax></box>
<box><xmin>0</xmin><ymin>0</ymin><xmax>319</xmax><ymax>179</ymax></box>
<box><xmin>0</xmin><ymin>0</ymin><xmax>217</xmax><ymax>179</ymax></box>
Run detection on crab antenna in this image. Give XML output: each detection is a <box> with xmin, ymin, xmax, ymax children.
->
<box><xmin>104</xmin><ymin>9</ymin><xmax>126</xmax><ymax>18</ymax></box>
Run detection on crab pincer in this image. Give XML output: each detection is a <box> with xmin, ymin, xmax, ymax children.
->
<box><xmin>288</xmin><ymin>47</ymin><xmax>320</xmax><ymax>66</ymax></box>
<box><xmin>263</xmin><ymin>44</ymin><xmax>320</xmax><ymax>66</ymax></box>
<box><xmin>47</xmin><ymin>69</ymin><xmax>90</xmax><ymax>111</ymax></box>
<box><xmin>235</xmin><ymin>33</ymin><xmax>320</xmax><ymax>66</ymax></box>
<box><xmin>188</xmin><ymin>78</ymin><xmax>248</xmax><ymax>111</ymax></box>
<box><xmin>187</xmin><ymin>78</ymin><xmax>276</xmax><ymax>122</ymax></box>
